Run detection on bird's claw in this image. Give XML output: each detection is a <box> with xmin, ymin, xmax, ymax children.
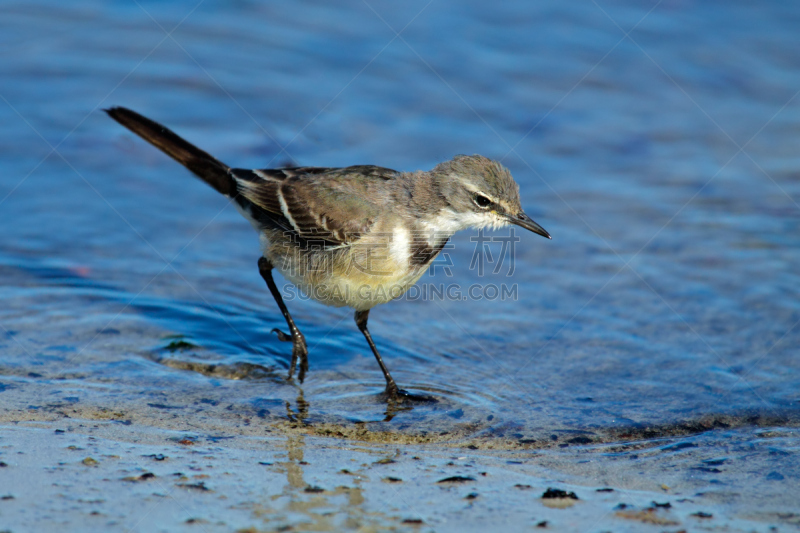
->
<box><xmin>293</xmin><ymin>341</ymin><xmax>309</xmax><ymax>383</ymax></box>
<box><xmin>270</xmin><ymin>328</ymin><xmax>308</xmax><ymax>382</ymax></box>
<box><xmin>385</xmin><ymin>385</ymin><xmax>437</xmax><ymax>403</ymax></box>
<box><xmin>280</xmin><ymin>331</ymin><xmax>308</xmax><ymax>384</ymax></box>
<box><xmin>271</xmin><ymin>328</ymin><xmax>293</xmax><ymax>342</ymax></box>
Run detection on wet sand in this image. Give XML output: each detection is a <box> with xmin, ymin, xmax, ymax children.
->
<box><xmin>1</xmin><ymin>401</ymin><xmax>798</xmax><ymax>532</ymax></box>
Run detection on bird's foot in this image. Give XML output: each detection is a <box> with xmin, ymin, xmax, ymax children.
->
<box><xmin>384</xmin><ymin>384</ymin><xmax>437</xmax><ymax>403</ymax></box>
<box><xmin>382</xmin><ymin>385</ymin><xmax>436</xmax><ymax>420</ymax></box>
<box><xmin>273</xmin><ymin>329</ymin><xmax>308</xmax><ymax>383</ymax></box>
<box><xmin>288</xmin><ymin>341</ymin><xmax>309</xmax><ymax>383</ymax></box>
<box><xmin>271</xmin><ymin>328</ymin><xmax>293</xmax><ymax>342</ymax></box>
<box><xmin>296</xmin><ymin>345</ymin><xmax>309</xmax><ymax>383</ymax></box>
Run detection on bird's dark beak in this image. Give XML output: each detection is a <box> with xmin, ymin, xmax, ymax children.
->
<box><xmin>507</xmin><ymin>212</ymin><xmax>551</xmax><ymax>239</ymax></box>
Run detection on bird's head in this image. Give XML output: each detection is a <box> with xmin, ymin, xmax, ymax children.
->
<box><xmin>433</xmin><ymin>154</ymin><xmax>551</xmax><ymax>239</ymax></box>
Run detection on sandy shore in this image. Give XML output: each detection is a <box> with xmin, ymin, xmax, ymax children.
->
<box><xmin>1</xmin><ymin>416</ymin><xmax>797</xmax><ymax>532</ymax></box>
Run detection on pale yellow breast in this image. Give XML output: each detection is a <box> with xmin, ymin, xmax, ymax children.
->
<box><xmin>264</xmin><ymin>224</ymin><xmax>430</xmax><ymax>311</ymax></box>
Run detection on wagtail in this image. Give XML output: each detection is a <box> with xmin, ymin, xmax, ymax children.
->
<box><xmin>106</xmin><ymin>107</ymin><xmax>551</xmax><ymax>399</ymax></box>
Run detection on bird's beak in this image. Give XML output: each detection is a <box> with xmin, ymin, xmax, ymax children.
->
<box><xmin>507</xmin><ymin>212</ymin><xmax>551</xmax><ymax>239</ymax></box>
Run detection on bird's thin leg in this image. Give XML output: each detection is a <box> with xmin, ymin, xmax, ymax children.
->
<box><xmin>258</xmin><ymin>257</ymin><xmax>308</xmax><ymax>382</ymax></box>
<box><xmin>354</xmin><ymin>310</ymin><xmax>400</xmax><ymax>396</ymax></box>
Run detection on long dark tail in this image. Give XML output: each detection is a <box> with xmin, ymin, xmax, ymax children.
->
<box><xmin>105</xmin><ymin>106</ymin><xmax>236</xmax><ymax>197</ymax></box>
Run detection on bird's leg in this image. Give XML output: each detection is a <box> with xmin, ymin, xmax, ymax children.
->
<box><xmin>258</xmin><ymin>257</ymin><xmax>309</xmax><ymax>382</ymax></box>
<box><xmin>354</xmin><ymin>310</ymin><xmax>400</xmax><ymax>396</ymax></box>
<box><xmin>354</xmin><ymin>310</ymin><xmax>438</xmax><ymax>403</ymax></box>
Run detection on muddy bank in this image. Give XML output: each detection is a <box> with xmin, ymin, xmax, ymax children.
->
<box><xmin>0</xmin><ymin>419</ymin><xmax>797</xmax><ymax>532</ymax></box>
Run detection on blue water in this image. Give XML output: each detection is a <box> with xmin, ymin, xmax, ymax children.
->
<box><xmin>1</xmin><ymin>0</ymin><xmax>799</xmax><ymax>447</ymax></box>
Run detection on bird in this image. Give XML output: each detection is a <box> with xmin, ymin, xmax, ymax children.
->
<box><xmin>105</xmin><ymin>106</ymin><xmax>551</xmax><ymax>400</ymax></box>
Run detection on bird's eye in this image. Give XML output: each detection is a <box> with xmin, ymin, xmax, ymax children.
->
<box><xmin>473</xmin><ymin>194</ymin><xmax>492</xmax><ymax>209</ymax></box>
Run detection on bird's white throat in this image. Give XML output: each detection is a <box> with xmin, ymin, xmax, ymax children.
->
<box><xmin>420</xmin><ymin>209</ymin><xmax>508</xmax><ymax>246</ymax></box>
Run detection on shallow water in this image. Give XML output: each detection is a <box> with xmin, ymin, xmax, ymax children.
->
<box><xmin>1</xmin><ymin>0</ymin><xmax>799</xmax><ymax>529</ymax></box>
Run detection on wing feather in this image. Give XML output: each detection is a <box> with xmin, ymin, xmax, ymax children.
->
<box><xmin>229</xmin><ymin>165</ymin><xmax>398</xmax><ymax>246</ymax></box>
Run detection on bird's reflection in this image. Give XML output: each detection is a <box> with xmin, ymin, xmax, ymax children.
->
<box><xmin>272</xmin><ymin>393</ymin><xmax>377</xmax><ymax>529</ymax></box>
<box><xmin>286</xmin><ymin>389</ymin><xmax>310</xmax><ymax>424</ymax></box>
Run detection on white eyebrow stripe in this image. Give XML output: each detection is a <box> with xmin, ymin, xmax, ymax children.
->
<box><xmin>461</xmin><ymin>182</ymin><xmax>499</xmax><ymax>203</ymax></box>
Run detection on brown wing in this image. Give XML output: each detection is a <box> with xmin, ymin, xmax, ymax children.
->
<box><xmin>230</xmin><ymin>165</ymin><xmax>397</xmax><ymax>245</ymax></box>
